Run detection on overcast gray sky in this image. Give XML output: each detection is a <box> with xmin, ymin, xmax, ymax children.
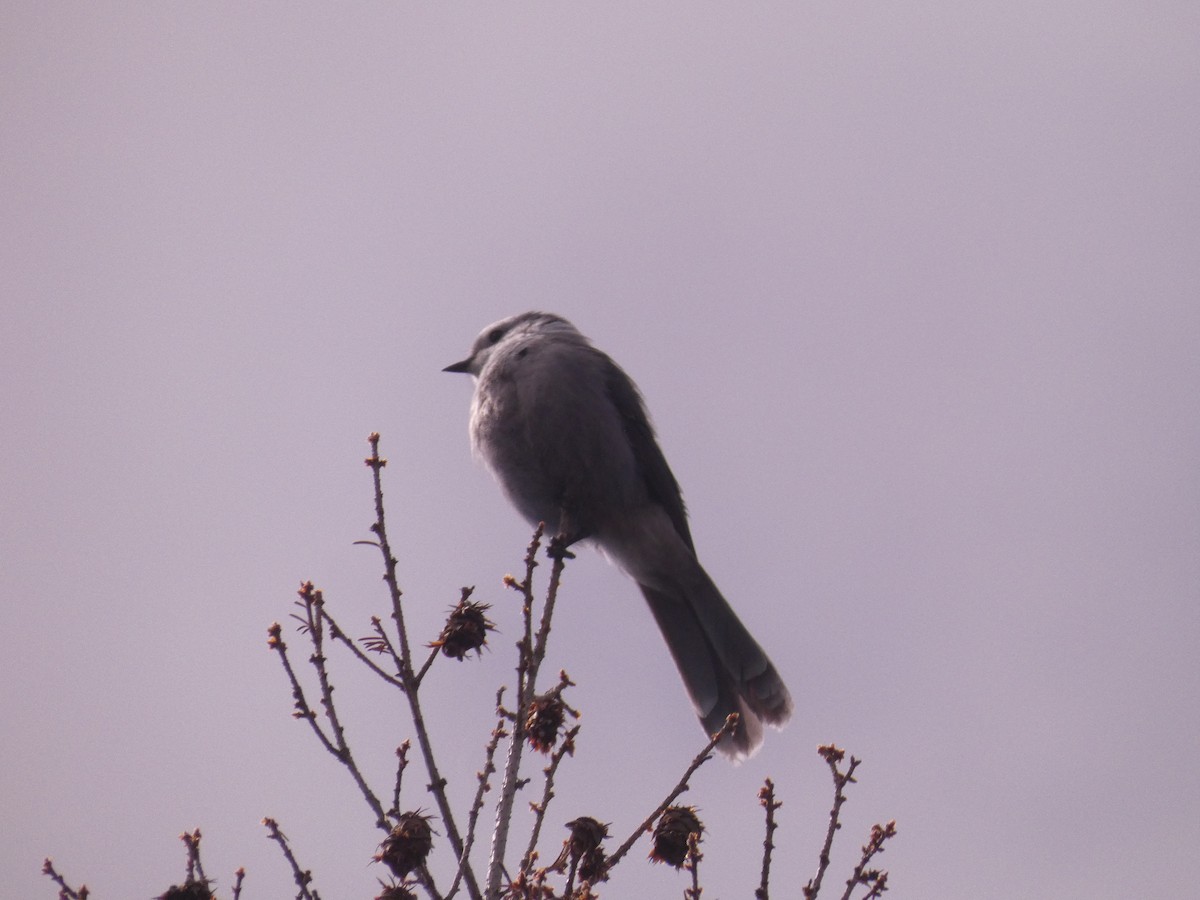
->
<box><xmin>3</xmin><ymin>4</ymin><xmax>1198</xmax><ymax>899</ymax></box>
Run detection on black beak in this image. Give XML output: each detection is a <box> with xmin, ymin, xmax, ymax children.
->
<box><xmin>443</xmin><ymin>358</ymin><xmax>472</xmax><ymax>374</ymax></box>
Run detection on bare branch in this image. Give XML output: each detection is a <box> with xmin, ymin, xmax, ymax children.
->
<box><xmin>684</xmin><ymin>832</ymin><xmax>703</xmax><ymax>900</ymax></box>
<box><xmin>263</xmin><ymin>817</ymin><xmax>322</xmax><ymax>900</ymax></box>
<box><xmin>268</xmin><ymin>620</ymin><xmax>335</xmax><ymax>754</ymax></box>
<box><xmin>520</xmin><ymin>720</ymin><xmax>581</xmax><ymax>875</ymax></box>
<box><xmin>391</xmin><ymin>741</ymin><xmax>412</xmax><ymax>819</ymax></box>
<box><xmin>607</xmin><ymin>714</ymin><xmax>736</xmax><ymax>871</ymax></box>
<box><xmin>41</xmin><ymin>858</ymin><xmax>88</xmax><ymax>900</ymax></box>
<box><xmin>445</xmin><ymin>694</ymin><xmax>508</xmax><ymax>900</ymax></box>
<box><xmin>417</xmin><ymin>863</ymin><xmax>446</xmax><ymax>900</ymax></box>
<box><xmin>181</xmin><ymin>828</ymin><xmax>206</xmax><ymax>885</ymax></box>
<box><xmin>839</xmin><ymin>820</ymin><xmax>897</xmax><ymax>900</ymax></box>
<box><xmin>413</xmin><ymin>645</ymin><xmax>442</xmax><ymax>688</ymax></box>
<box><xmin>755</xmin><ymin>778</ymin><xmax>781</xmax><ymax>900</ymax></box>
<box><xmin>804</xmin><ymin>745</ymin><xmax>861</xmax><ymax>899</ymax></box>
<box><xmin>364</xmin><ymin>433</ymin><xmax>481</xmax><ymax>900</ymax></box>
<box><xmin>486</xmin><ymin>525</ymin><xmax>554</xmax><ymax>898</ymax></box>
<box><xmin>278</xmin><ymin>584</ymin><xmax>389</xmax><ymax>827</ymax></box>
<box><xmin>320</xmin><ymin>608</ymin><xmax>406</xmax><ymax>690</ymax></box>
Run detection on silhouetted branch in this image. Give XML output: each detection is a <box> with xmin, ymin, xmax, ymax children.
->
<box><xmin>264</xmin><ymin>817</ymin><xmax>321</xmax><ymax>900</ymax></box>
<box><xmin>364</xmin><ymin>434</ymin><xmax>481</xmax><ymax>900</ymax></box>
<box><xmin>684</xmin><ymin>832</ymin><xmax>703</xmax><ymax>899</ymax></box>
<box><xmin>414</xmin><ymin>645</ymin><xmax>441</xmax><ymax>687</ymax></box>
<box><xmin>839</xmin><ymin>820</ymin><xmax>896</xmax><ymax>900</ymax></box>
<box><xmin>41</xmin><ymin>859</ymin><xmax>87</xmax><ymax>900</ymax></box>
<box><xmin>486</xmin><ymin>525</ymin><xmax>550</xmax><ymax>898</ymax></box>
<box><xmin>520</xmin><ymin>718</ymin><xmax>581</xmax><ymax>876</ymax></box>
<box><xmin>607</xmin><ymin>714</ymin><xmax>736</xmax><ymax>870</ymax></box>
<box><xmin>44</xmin><ymin>831</ymin><xmax>243</xmax><ymax>900</ymax></box>
<box><xmin>445</xmin><ymin>694</ymin><xmax>508</xmax><ymax>900</ymax></box>
<box><xmin>804</xmin><ymin>745</ymin><xmax>861</xmax><ymax>899</ymax></box>
<box><xmin>358</xmin><ymin>614</ymin><xmax>407</xmax><ymax>680</ymax></box>
<box><xmin>269</xmin><ymin>585</ymin><xmax>388</xmax><ymax>828</ymax></box>
<box><xmin>390</xmin><ymin>741</ymin><xmax>412</xmax><ymax>819</ymax></box>
<box><xmin>755</xmin><ymin>778</ymin><xmax>781</xmax><ymax>900</ymax></box>
<box><xmin>321</xmin><ymin>608</ymin><xmax>406</xmax><ymax>690</ymax></box>
<box><xmin>44</xmin><ymin>432</ymin><xmax>899</xmax><ymax>900</ymax></box>
<box><xmin>181</xmin><ymin>829</ymin><xmax>207</xmax><ymax>885</ymax></box>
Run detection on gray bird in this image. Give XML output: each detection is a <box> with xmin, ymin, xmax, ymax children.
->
<box><xmin>444</xmin><ymin>312</ymin><xmax>793</xmax><ymax>758</ymax></box>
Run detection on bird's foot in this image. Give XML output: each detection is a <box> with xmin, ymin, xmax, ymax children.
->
<box><xmin>546</xmin><ymin>535</ymin><xmax>577</xmax><ymax>561</ymax></box>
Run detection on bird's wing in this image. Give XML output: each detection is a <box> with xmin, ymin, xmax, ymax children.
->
<box><xmin>600</xmin><ymin>354</ymin><xmax>695</xmax><ymax>552</ymax></box>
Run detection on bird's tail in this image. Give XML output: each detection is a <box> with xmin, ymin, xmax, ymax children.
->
<box><xmin>638</xmin><ymin>561</ymin><xmax>793</xmax><ymax>759</ymax></box>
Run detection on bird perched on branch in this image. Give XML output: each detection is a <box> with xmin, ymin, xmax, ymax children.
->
<box><xmin>445</xmin><ymin>312</ymin><xmax>792</xmax><ymax>758</ymax></box>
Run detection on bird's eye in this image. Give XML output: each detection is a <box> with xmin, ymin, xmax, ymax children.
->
<box><xmin>487</xmin><ymin>328</ymin><xmax>504</xmax><ymax>344</ymax></box>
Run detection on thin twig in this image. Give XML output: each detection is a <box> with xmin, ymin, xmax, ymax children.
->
<box><xmin>263</xmin><ymin>817</ymin><xmax>321</xmax><ymax>900</ymax></box>
<box><xmin>445</xmin><ymin>693</ymin><xmax>508</xmax><ymax>900</ymax></box>
<box><xmin>231</xmin><ymin>868</ymin><xmax>246</xmax><ymax>900</ymax></box>
<box><xmin>804</xmin><ymin>745</ymin><xmax>861</xmax><ymax>899</ymax></box>
<box><xmin>486</xmin><ymin>526</ymin><xmax>551</xmax><ymax>898</ymax></box>
<box><xmin>685</xmin><ymin>832</ymin><xmax>703</xmax><ymax>899</ymax></box>
<box><xmin>414</xmin><ymin>645</ymin><xmax>441</xmax><ymax>688</ymax></box>
<box><xmin>278</xmin><ymin>585</ymin><xmax>389</xmax><ymax>827</ymax></box>
<box><xmin>364</xmin><ymin>434</ymin><xmax>481</xmax><ymax>900</ymax></box>
<box><xmin>41</xmin><ymin>858</ymin><xmax>88</xmax><ymax>900</ymax></box>
<box><xmin>417</xmin><ymin>863</ymin><xmax>446</xmax><ymax>900</ymax></box>
<box><xmin>181</xmin><ymin>828</ymin><xmax>206</xmax><ymax>884</ymax></box>
<box><xmin>321</xmin><ymin>609</ymin><xmax>406</xmax><ymax>690</ymax></box>
<box><xmin>607</xmin><ymin>714</ymin><xmax>737</xmax><ymax>870</ymax></box>
<box><xmin>268</xmin><ymin>623</ymin><xmax>335</xmax><ymax>753</ymax></box>
<box><xmin>361</xmin><ymin>615</ymin><xmax>407</xmax><ymax>677</ymax></box>
<box><xmin>525</xmin><ymin>536</ymin><xmax>569</xmax><ymax>707</ymax></box>
<box><xmin>755</xmin><ymin>778</ymin><xmax>781</xmax><ymax>900</ymax></box>
<box><xmin>391</xmin><ymin>740</ymin><xmax>412</xmax><ymax>818</ymax></box>
<box><xmin>520</xmin><ymin>722</ymin><xmax>581</xmax><ymax>874</ymax></box>
<box><xmin>839</xmin><ymin>820</ymin><xmax>896</xmax><ymax>900</ymax></box>
<box><xmin>563</xmin><ymin>853</ymin><xmax>579</xmax><ymax>900</ymax></box>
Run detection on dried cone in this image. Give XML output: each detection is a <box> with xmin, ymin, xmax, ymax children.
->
<box><xmin>376</xmin><ymin>812</ymin><xmax>434</xmax><ymax>879</ymax></box>
<box><xmin>375</xmin><ymin>884</ymin><xmax>417</xmax><ymax>900</ymax></box>
<box><xmin>649</xmin><ymin>806</ymin><xmax>703</xmax><ymax>868</ymax></box>
<box><xmin>157</xmin><ymin>884</ymin><xmax>215</xmax><ymax>900</ymax></box>
<box><xmin>433</xmin><ymin>599</ymin><xmax>494</xmax><ymax>660</ymax></box>
<box><xmin>563</xmin><ymin>816</ymin><xmax>609</xmax><ymax>884</ymax></box>
<box><xmin>526</xmin><ymin>693</ymin><xmax>566</xmax><ymax>753</ymax></box>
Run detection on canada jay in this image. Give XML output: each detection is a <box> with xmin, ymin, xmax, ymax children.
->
<box><xmin>444</xmin><ymin>312</ymin><xmax>792</xmax><ymax>758</ymax></box>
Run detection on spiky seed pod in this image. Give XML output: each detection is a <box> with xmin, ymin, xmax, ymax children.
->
<box><xmin>526</xmin><ymin>693</ymin><xmax>566</xmax><ymax>752</ymax></box>
<box><xmin>565</xmin><ymin>816</ymin><xmax>608</xmax><ymax>855</ymax></box>
<box><xmin>375</xmin><ymin>812</ymin><xmax>434</xmax><ymax>879</ymax></box>
<box><xmin>432</xmin><ymin>599</ymin><xmax>495</xmax><ymax>660</ymax></box>
<box><xmin>375</xmin><ymin>883</ymin><xmax>418</xmax><ymax>900</ymax></box>
<box><xmin>578</xmin><ymin>846</ymin><xmax>607</xmax><ymax>885</ymax></box>
<box><xmin>563</xmin><ymin>816</ymin><xmax>609</xmax><ymax>884</ymax></box>
<box><xmin>157</xmin><ymin>882</ymin><xmax>215</xmax><ymax>900</ymax></box>
<box><xmin>649</xmin><ymin>806</ymin><xmax>704</xmax><ymax>868</ymax></box>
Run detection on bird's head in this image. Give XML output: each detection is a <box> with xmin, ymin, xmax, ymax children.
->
<box><xmin>443</xmin><ymin>311</ymin><xmax>580</xmax><ymax>376</ymax></box>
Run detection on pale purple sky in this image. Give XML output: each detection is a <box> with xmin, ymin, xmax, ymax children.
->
<box><xmin>3</xmin><ymin>4</ymin><xmax>1198</xmax><ymax>899</ymax></box>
